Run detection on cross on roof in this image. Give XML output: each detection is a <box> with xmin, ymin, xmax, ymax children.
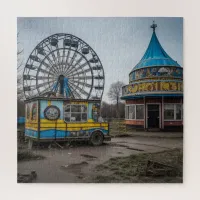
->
<box><xmin>151</xmin><ymin>21</ymin><xmax>157</xmax><ymax>32</ymax></box>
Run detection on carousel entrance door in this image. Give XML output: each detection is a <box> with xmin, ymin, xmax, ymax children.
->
<box><xmin>147</xmin><ymin>104</ymin><xmax>160</xmax><ymax>128</ymax></box>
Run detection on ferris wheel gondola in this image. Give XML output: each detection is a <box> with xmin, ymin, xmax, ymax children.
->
<box><xmin>23</xmin><ymin>33</ymin><xmax>105</xmax><ymax>100</ymax></box>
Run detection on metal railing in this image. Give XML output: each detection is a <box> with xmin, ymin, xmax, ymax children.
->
<box><xmin>104</xmin><ymin>118</ymin><xmax>128</xmax><ymax>136</ymax></box>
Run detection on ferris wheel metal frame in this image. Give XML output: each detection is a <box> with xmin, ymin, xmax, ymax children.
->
<box><xmin>23</xmin><ymin>33</ymin><xmax>105</xmax><ymax>100</ymax></box>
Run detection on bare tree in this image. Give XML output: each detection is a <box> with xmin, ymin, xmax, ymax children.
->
<box><xmin>17</xmin><ymin>32</ymin><xmax>24</xmax><ymax>100</ymax></box>
<box><xmin>101</xmin><ymin>101</ymin><xmax>125</xmax><ymax>119</ymax></box>
<box><xmin>108</xmin><ymin>81</ymin><xmax>125</xmax><ymax>118</ymax></box>
<box><xmin>17</xmin><ymin>32</ymin><xmax>25</xmax><ymax>118</ymax></box>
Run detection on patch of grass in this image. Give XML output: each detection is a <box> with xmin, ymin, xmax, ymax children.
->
<box><xmin>18</xmin><ymin>151</ymin><xmax>45</xmax><ymax>162</ymax></box>
<box><xmin>109</xmin><ymin>157</ymin><xmax>120</xmax><ymax>161</ymax></box>
<box><xmin>94</xmin><ymin>175</ymin><xmax>119</xmax><ymax>183</ymax></box>
<box><xmin>110</xmin><ymin>167</ymin><xmax>119</xmax><ymax>171</ymax></box>
<box><xmin>94</xmin><ymin>148</ymin><xmax>183</xmax><ymax>183</ymax></box>
<box><xmin>96</xmin><ymin>164</ymin><xmax>110</xmax><ymax>171</ymax></box>
<box><xmin>113</xmin><ymin>171</ymin><xmax>126</xmax><ymax>176</ymax></box>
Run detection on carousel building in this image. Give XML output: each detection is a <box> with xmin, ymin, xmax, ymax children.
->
<box><xmin>121</xmin><ymin>22</ymin><xmax>183</xmax><ymax>131</ymax></box>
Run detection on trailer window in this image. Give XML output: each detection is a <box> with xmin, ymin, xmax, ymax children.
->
<box><xmin>64</xmin><ymin>104</ymin><xmax>88</xmax><ymax>122</ymax></box>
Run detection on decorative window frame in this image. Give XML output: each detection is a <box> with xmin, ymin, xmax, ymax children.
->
<box><xmin>164</xmin><ymin>103</ymin><xmax>183</xmax><ymax>121</ymax></box>
<box><xmin>44</xmin><ymin>105</ymin><xmax>60</xmax><ymax>120</ymax></box>
<box><xmin>63</xmin><ymin>104</ymin><xmax>88</xmax><ymax>123</ymax></box>
<box><xmin>26</xmin><ymin>103</ymin><xmax>30</xmax><ymax>121</ymax></box>
<box><xmin>125</xmin><ymin>104</ymin><xmax>145</xmax><ymax>120</ymax></box>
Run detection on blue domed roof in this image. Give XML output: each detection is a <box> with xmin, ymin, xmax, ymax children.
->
<box><xmin>132</xmin><ymin>26</ymin><xmax>181</xmax><ymax>72</ymax></box>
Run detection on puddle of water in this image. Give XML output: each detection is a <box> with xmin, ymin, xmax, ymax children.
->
<box><xmin>126</xmin><ymin>147</ymin><xmax>144</xmax><ymax>151</ymax></box>
<box><xmin>62</xmin><ymin>161</ymin><xmax>88</xmax><ymax>169</ymax></box>
<box><xmin>80</xmin><ymin>154</ymin><xmax>97</xmax><ymax>159</ymax></box>
<box><xmin>111</xmin><ymin>142</ymin><xmax>144</xmax><ymax>152</ymax></box>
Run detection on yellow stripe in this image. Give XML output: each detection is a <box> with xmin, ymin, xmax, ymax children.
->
<box><xmin>40</xmin><ymin>119</ymin><xmax>108</xmax><ymax>126</ymax></box>
<box><xmin>40</xmin><ymin>127</ymin><xmax>108</xmax><ymax>131</ymax></box>
<box><xmin>26</xmin><ymin>119</ymin><xmax>108</xmax><ymax>131</ymax></box>
<box><xmin>39</xmin><ymin>124</ymin><xmax>108</xmax><ymax>129</ymax></box>
<box><xmin>27</xmin><ymin>126</ymin><xmax>109</xmax><ymax>131</ymax></box>
<box><xmin>69</xmin><ymin>101</ymin><xmax>88</xmax><ymax>105</ymax></box>
<box><xmin>48</xmin><ymin>100</ymin><xmax>51</xmax><ymax>106</ymax></box>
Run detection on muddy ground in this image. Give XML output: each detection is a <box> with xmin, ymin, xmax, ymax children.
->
<box><xmin>17</xmin><ymin>135</ymin><xmax>183</xmax><ymax>183</ymax></box>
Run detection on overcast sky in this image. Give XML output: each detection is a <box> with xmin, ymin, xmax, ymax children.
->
<box><xmin>17</xmin><ymin>17</ymin><xmax>183</xmax><ymax>102</ymax></box>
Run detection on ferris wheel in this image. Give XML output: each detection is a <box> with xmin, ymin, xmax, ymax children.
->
<box><xmin>23</xmin><ymin>33</ymin><xmax>105</xmax><ymax>100</ymax></box>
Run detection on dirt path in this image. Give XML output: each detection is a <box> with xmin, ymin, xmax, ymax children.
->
<box><xmin>17</xmin><ymin>136</ymin><xmax>183</xmax><ymax>183</ymax></box>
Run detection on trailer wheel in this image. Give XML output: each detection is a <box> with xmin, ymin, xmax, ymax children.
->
<box><xmin>90</xmin><ymin>131</ymin><xmax>104</xmax><ymax>146</ymax></box>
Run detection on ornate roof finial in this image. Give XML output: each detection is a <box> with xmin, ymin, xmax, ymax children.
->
<box><xmin>151</xmin><ymin>20</ymin><xmax>157</xmax><ymax>32</ymax></box>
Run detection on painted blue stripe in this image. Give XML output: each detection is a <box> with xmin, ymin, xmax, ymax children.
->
<box><xmin>121</xmin><ymin>93</ymin><xmax>183</xmax><ymax>99</ymax></box>
<box><xmin>25</xmin><ymin>129</ymin><xmax>38</xmax><ymax>138</ymax></box>
<box><xmin>129</xmin><ymin>79</ymin><xmax>183</xmax><ymax>84</ymax></box>
<box><xmin>40</xmin><ymin>129</ymin><xmax>66</xmax><ymax>138</ymax></box>
<box><xmin>17</xmin><ymin>117</ymin><xmax>25</xmax><ymax>124</ymax></box>
<box><xmin>25</xmin><ymin>128</ymin><xmax>108</xmax><ymax>139</ymax></box>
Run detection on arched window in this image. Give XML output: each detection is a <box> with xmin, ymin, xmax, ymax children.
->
<box><xmin>31</xmin><ymin>103</ymin><xmax>37</xmax><ymax>120</ymax></box>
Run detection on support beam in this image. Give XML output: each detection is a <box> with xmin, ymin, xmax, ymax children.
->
<box><xmin>162</xmin><ymin>96</ymin><xmax>164</xmax><ymax>129</ymax></box>
<box><xmin>144</xmin><ymin>96</ymin><xmax>146</xmax><ymax>130</ymax></box>
<box><xmin>28</xmin><ymin>139</ymin><xmax>33</xmax><ymax>150</ymax></box>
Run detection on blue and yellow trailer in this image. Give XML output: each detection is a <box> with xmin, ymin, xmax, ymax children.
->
<box><xmin>25</xmin><ymin>97</ymin><xmax>111</xmax><ymax>146</ymax></box>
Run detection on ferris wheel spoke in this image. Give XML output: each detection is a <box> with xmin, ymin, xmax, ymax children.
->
<box><xmin>48</xmin><ymin>65</ymin><xmax>60</xmax><ymax>78</ymax></box>
<box><xmin>61</xmin><ymin>48</ymin><xmax>66</xmax><ymax>72</ymax></box>
<box><xmin>66</xmin><ymin>51</ymin><xmax>78</xmax><ymax>73</ymax></box>
<box><xmin>65</xmin><ymin>84</ymin><xmax>75</xmax><ymax>99</ymax></box>
<box><xmin>55</xmin><ymin>47</ymin><xmax>62</xmax><ymax>72</ymax></box>
<box><xmin>23</xmin><ymin>75</ymin><xmax>36</xmax><ymax>81</ymax></box>
<box><xmin>71</xmin><ymin>80</ymin><xmax>92</xmax><ymax>88</ymax></box>
<box><xmin>37</xmin><ymin>80</ymin><xmax>55</xmax><ymax>89</ymax></box>
<box><xmin>37</xmin><ymin>76</ymin><xmax>55</xmax><ymax>80</ymax></box>
<box><xmin>65</xmin><ymin>57</ymin><xmax>84</xmax><ymax>75</ymax></box>
<box><xmin>37</xmin><ymin>68</ymin><xmax>54</xmax><ymax>76</ymax></box>
<box><xmin>72</xmin><ymin>76</ymin><xmax>93</xmax><ymax>80</ymax></box>
<box><xmin>42</xmin><ymin>56</ymin><xmax>60</xmax><ymax>74</ymax></box>
<box><xmin>42</xmin><ymin>60</ymin><xmax>59</xmax><ymax>74</ymax></box>
<box><xmin>24</xmin><ymin>85</ymin><xmax>37</xmax><ymax>91</ymax></box>
<box><xmin>42</xmin><ymin>42</ymin><xmax>59</xmax><ymax>71</ymax></box>
<box><xmin>66</xmin><ymin>65</ymin><xmax>79</xmax><ymax>79</ymax></box>
<box><xmin>67</xmin><ymin>68</ymin><xmax>91</xmax><ymax>78</ymax></box>
<box><xmin>69</xmin><ymin>48</ymin><xmax>78</xmax><ymax>66</ymax></box>
<box><xmin>67</xmin><ymin>62</ymin><xmax>89</xmax><ymax>76</ymax></box>
<box><xmin>38</xmin><ymin>45</ymin><xmax>59</xmax><ymax>71</ymax></box>
<box><xmin>68</xmin><ymin>80</ymin><xmax>89</xmax><ymax>97</ymax></box>
<box><xmin>67</xmin><ymin>71</ymin><xmax>84</xmax><ymax>78</ymax></box>
<box><xmin>68</xmin><ymin>82</ymin><xmax>82</xmax><ymax>99</ymax></box>
<box><xmin>68</xmin><ymin>79</ymin><xmax>80</xmax><ymax>89</ymax></box>
<box><xmin>49</xmin><ymin>48</ymin><xmax>60</xmax><ymax>71</ymax></box>
<box><xmin>63</xmin><ymin>47</ymin><xmax>71</xmax><ymax>73</ymax></box>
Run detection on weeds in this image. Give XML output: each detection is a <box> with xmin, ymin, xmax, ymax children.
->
<box><xmin>93</xmin><ymin>148</ymin><xmax>183</xmax><ymax>183</ymax></box>
<box><xmin>18</xmin><ymin>151</ymin><xmax>45</xmax><ymax>162</ymax></box>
